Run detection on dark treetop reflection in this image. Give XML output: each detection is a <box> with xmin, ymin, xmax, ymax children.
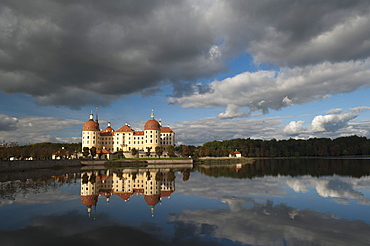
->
<box><xmin>0</xmin><ymin>159</ymin><xmax>370</xmax><ymax>246</ymax></box>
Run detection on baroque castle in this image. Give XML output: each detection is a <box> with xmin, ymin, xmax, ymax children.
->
<box><xmin>82</xmin><ymin>110</ymin><xmax>175</xmax><ymax>155</ymax></box>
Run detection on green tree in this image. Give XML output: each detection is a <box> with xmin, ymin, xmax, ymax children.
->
<box><xmin>90</xmin><ymin>147</ymin><xmax>97</xmax><ymax>158</ymax></box>
<box><xmin>167</xmin><ymin>170</ymin><xmax>176</xmax><ymax>182</ymax></box>
<box><xmin>181</xmin><ymin>145</ymin><xmax>191</xmax><ymax>157</ymax></box>
<box><xmin>155</xmin><ymin>146</ymin><xmax>163</xmax><ymax>158</ymax></box>
<box><xmin>155</xmin><ymin>171</ymin><xmax>163</xmax><ymax>181</ymax></box>
<box><xmin>83</xmin><ymin>147</ymin><xmax>90</xmax><ymax>158</ymax></box>
<box><xmin>146</xmin><ymin>147</ymin><xmax>152</xmax><ymax>157</ymax></box>
<box><xmin>167</xmin><ymin>145</ymin><xmax>175</xmax><ymax>157</ymax></box>
<box><xmin>131</xmin><ymin>148</ymin><xmax>138</xmax><ymax>157</ymax></box>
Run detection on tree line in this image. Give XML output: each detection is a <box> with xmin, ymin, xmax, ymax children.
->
<box><xmin>1</xmin><ymin>135</ymin><xmax>370</xmax><ymax>160</ymax></box>
<box><xmin>0</xmin><ymin>142</ymin><xmax>81</xmax><ymax>160</ymax></box>
<box><xmin>176</xmin><ymin>135</ymin><xmax>370</xmax><ymax>158</ymax></box>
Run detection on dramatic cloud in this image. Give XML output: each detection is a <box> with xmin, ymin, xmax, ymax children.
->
<box><xmin>1</xmin><ymin>0</ymin><xmax>370</xmax><ymax>109</ymax></box>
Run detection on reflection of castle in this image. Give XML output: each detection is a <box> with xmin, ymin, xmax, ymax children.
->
<box><xmin>80</xmin><ymin>169</ymin><xmax>176</xmax><ymax>217</ymax></box>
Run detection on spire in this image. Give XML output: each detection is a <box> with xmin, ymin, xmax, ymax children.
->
<box><xmin>95</xmin><ymin>107</ymin><xmax>99</xmax><ymax>123</ymax></box>
<box><xmin>89</xmin><ymin>111</ymin><xmax>94</xmax><ymax>121</ymax></box>
<box><xmin>150</xmin><ymin>109</ymin><xmax>154</xmax><ymax>120</ymax></box>
<box><xmin>107</xmin><ymin>121</ymin><xmax>111</xmax><ymax>128</ymax></box>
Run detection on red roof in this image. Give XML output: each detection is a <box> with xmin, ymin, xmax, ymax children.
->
<box><xmin>234</xmin><ymin>150</ymin><xmax>241</xmax><ymax>154</ymax></box>
<box><xmin>144</xmin><ymin>119</ymin><xmax>161</xmax><ymax>130</ymax></box>
<box><xmin>160</xmin><ymin>126</ymin><xmax>173</xmax><ymax>133</ymax></box>
<box><xmin>81</xmin><ymin>195</ymin><xmax>98</xmax><ymax>207</ymax></box>
<box><xmin>83</xmin><ymin>120</ymin><xmax>100</xmax><ymax>131</ymax></box>
<box><xmin>102</xmin><ymin>127</ymin><xmax>114</xmax><ymax>133</ymax></box>
<box><xmin>144</xmin><ymin>194</ymin><xmax>160</xmax><ymax>206</ymax></box>
<box><xmin>116</xmin><ymin>125</ymin><xmax>134</xmax><ymax>132</ymax></box>
<box><xmin>97</xmin><ymin>149</ymin><xmax>112</xmax><ymax>154</ymax></box>
<box><xmin>160</xmin><ymin>190</ymin><xmax>174</xmax><ymax>198</ymax></box>
<box><xmin>134</xmin><ymin>131</ymin><xmax>144</xmax><ymax>135</ymax></box>
<box><xmin>115</xmin><ymin>192</ymin><xmax>133</xmax><ymax>201</ymax></box>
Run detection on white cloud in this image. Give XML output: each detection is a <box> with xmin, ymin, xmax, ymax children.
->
<box><xmin>284</xmin><ymin>121</ymin><xmax>305</xmax><ymax>136</ymax></box>
<box><xmin>281</xmin><ymin>108</ymin><xmax>370</xmax><ymax>139</ymax></box>
<box><xmin>169</xmin><ymin>59</ymin><xmax>370</xmax><ymax>116</ymax></box>
<box><xmin>326</xmin><ymin>108</ymin><xmax>342</xmax><ymax>114</ymax></box>
<box><xmin>310</xmin><ymin>113</ymin><xmax>359</xmax><ymax>132</ymax></box>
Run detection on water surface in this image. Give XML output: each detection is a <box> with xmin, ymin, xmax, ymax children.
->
<box><xmin>1</xmin><ymin>159</ymin><xmax>370</xmax><ymax>245</ymax></box>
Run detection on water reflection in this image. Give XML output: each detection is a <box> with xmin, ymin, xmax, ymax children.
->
<box><xmin>80</xmin><ymin>168</ymin><xmax>181</xmax><ymax>217</ymax></box>
<box><xmin>0</xmin><ymin>160</ymin><xmax>370</xmax><ymax>245</ymax></box>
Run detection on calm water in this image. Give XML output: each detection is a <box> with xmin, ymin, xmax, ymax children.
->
<box><xmin>1</xmin><ymin>159</ymin><xmax>370</xmax><ymax>246</ymax></box>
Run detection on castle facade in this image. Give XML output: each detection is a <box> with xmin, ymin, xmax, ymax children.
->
<box><xmin>82</xmin><ymin>111</ymin><xmax>174</xmax><ymax>154</ymax></box>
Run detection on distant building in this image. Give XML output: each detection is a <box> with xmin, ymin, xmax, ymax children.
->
<box><xmin>82</xmin><ymin>110</ymin><xmax>175</xmax><ymax>155</ymax></box>
<box><xmin>229</xmin><ymin>150</ymin><xmax>242</xmax><ymax>158</ymax></box>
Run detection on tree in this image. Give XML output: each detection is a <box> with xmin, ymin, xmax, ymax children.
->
<box><xmin>155</xmin><ymin>146</ymin><xmax>163</xmax><ymax>158</ymax></box>
<box><xmin>155</xmin><ymin>171</ymin><xmax>163</xmax><ymax>181</ymax></box>
<box><xmin>167</xmin><ymin>145</ymin><xmax>175</xmax><ymax>157</ymax></box>
<box><xmin>182</xmin><ymin>170</ymin><xmax>190</xmax><ymax>182</ymax></box>
<box><xmin>82</xmin><ymin>147</ymin><xmax>90</xmax><ymax>158</ymax></box>
<box><xmin>146</xmin><ymin>147</ymin><xmax>152</xmax><ymax>157</ymax></box>
<box><xmin>90</xmin><ymin>147</ymin><xmax>97</xmax><ymax>158</ymax></box>
<box><xmin>181</xmin><ymin>145</ymin><xmax>191</xmax><ymax>157</ymax></box>
<box><xmin>167</xmin><ymin>170</ymin><xmax>175</xmax><ymax>182</ymax></box>
<box><xmin>131</xmin><ymin>148</ymin><xmax>138</xmax><ymax>157</ymax></box>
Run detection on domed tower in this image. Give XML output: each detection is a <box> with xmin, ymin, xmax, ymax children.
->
<box><xmin>82</xmin><ymin>111</ymin><xmax>100</xmax><ymax>150</ymax></box>
<box><xmin>100</xmin><ymin>121</ymin><xmax>114</xmax><ymax>152</ymax></box>
<box><xmin>144</xmin><ymin>110</ymin><xmax>161</xmax><ymax>152</ymax></box>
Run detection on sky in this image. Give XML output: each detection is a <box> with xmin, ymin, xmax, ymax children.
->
<box><xmin>1</xmin><ymin>0</ymin><xmax>370</xmax><ymax>146</ymax></box>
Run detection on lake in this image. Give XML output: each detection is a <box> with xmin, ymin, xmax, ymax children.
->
<box><xmin>1</xmin><ymin>159</ymin><xmax>370</xmax><ymax>246</ymax></box>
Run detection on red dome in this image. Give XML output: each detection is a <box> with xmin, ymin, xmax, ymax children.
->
<box><xmin>83</xmin><ymin>120</ymin><xmax>100</xmax><ymax>131</ymax></box>
<box><xmin>144</xmin><ymin>119</ymin><xmax>160</xmax><ymax>130</ymax></box>
<box><xmin>144</xmin><ymin>194</ymin><xmax>160</xmax><ymax>206</ymax></box>
<box><xmin>81</xmin><ymin>195</ymin><xmax>98</xmax><ymax>207</ymax></box>
<box><xmin>102</xmin><ymin>127</ymin><xmax>114</xmax><ymax>132</ymax></box>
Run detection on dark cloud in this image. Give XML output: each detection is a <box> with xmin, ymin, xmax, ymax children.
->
<box><xmin>0</xmin><ymin>0</ymin><xmax>224</xmax><ymax>108</ymax></box>
<box><xmin>1</xmin><ymin>0</ymin><xmax>370</xmax><ymax>109</ymax></box>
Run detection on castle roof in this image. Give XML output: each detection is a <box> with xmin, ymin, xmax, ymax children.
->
<box><xmin>144</xmin><ymin>119</ymin><xmax>161</xmax><ymax>130</ymax></box>
<box><xmin>115</xmin><ymin>192</ymin><xmax>133</xmax><ymax>201</ymax></box>
<box><xmin>115</xmin><ymin>124</ymin><xmax>134</xmax><ymax>132</ymax></box>
<box><xmin>97</xmin><ymin>148</ymin><xmax>112</xmax><ymax>154</ymax></box>
<box><xmin>83</xmin><ymin>120</ymin><xmax>100</xmax><ymax>131</ymax></box>
<box><xmin>81</xmin><ymin>195</ymin><xmax>98</xmax><ymax>207</ymax></box>
<box><xmin>160</xmin><ymin>126</ymin><xmax>174</xmax><ymax>133</ymax></box>
<box><xmin>144</xmin><ymin>194</ymin><xmax>160</xmax><ymax>206</ymax></box>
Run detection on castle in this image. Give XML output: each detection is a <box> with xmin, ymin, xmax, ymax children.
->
<box><xmin>82</xmin><ymin>110</ymin><xmax>175</xmax><ymax>156</ymax></box>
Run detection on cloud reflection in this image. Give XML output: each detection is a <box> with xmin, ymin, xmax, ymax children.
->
<box><xmin>170</xmin><ymin>198</ymin><xmax>370</xmax><ymax>246</ymax></box>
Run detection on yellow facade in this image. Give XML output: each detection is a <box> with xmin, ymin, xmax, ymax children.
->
<box><xmin>82</xmin><ymin>111</ymin><xmax>175</xmax><ymax>155</ymax></box>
